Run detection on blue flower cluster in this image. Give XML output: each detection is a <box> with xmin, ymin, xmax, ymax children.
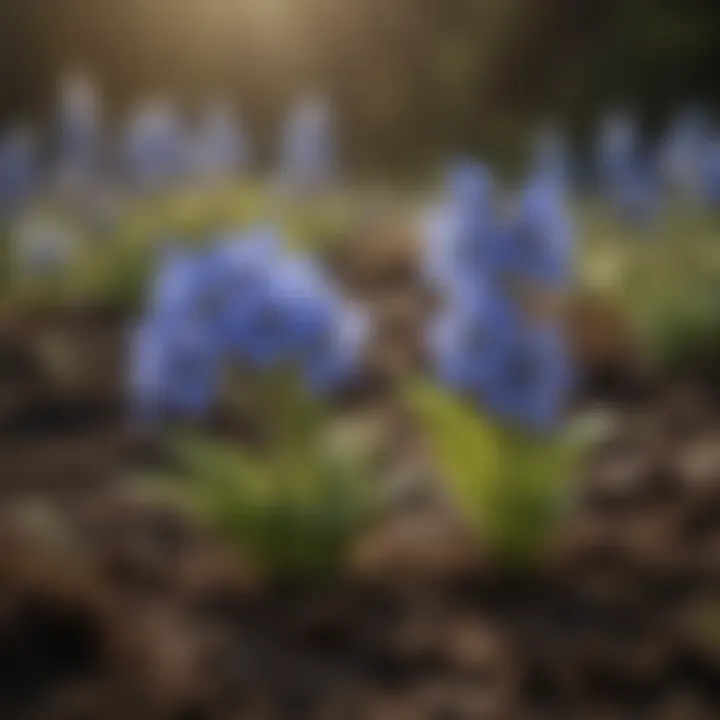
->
<box><xmin>0</xmin><ymin>74</ymin><xmax>340</xmax><ymax>209</ymax></box>
<box><xmin>520</xmin><ymin>109</ymin><xmax>720</xmax><ymax>229</ymax></box>
<box><xmin>424</xmin><ymin>161</ymin><xmax>574</xmax><ymax>431</ymax></box>
<box><xmin>122</xmin><ymin>100</ymin><xmax>251</xmax><ymax>191</ymax></box>
<box><xmin>129</xmin><ymin>228</ymin><xmax>370</xmax><ymax>427</ymax></box>
<box><xmin>593</xmin><ymin>107</ymin><xmax>720</xmax><ymax>222</ymax></box>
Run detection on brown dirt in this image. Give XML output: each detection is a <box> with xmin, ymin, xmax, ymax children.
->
<box><xmin>3</xmin><ymin>291</ymin><xmax>720</xmax><ymax>718</ymax></box>
<box><xmin>0</xmin><ymin>307</ymin><xmax>127</xmax><ymax>500</ymax></box>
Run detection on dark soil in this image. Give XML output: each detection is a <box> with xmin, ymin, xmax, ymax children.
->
<box><xmin>3</xmin><ymin>298</ymin><xmax>720</xmax><ymax>719</ymax></box>
<box><xmin>0</xmin><ymin>307</ymin><xmax>128</xmax><ymax>499</ymax></box>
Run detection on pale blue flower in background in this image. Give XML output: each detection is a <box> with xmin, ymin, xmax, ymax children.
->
<box><xmin>278</xmin><ymin>96</ymin><xmax>337</xmax><ymax>193</ymax></box>
<box><xmin>191</xmin><ymin>101</ymin><xmax>249</xmax><ymax>181</ymax></box>
<box><xmin>123</xmin><ymin>101</ymin><xmax>189</xmax><ymax>191</ymax></box>
<box><xmin>597</xmin><ymin>111</ymin><xmax>637</xmax><ymax>192</ymax></box>
<box><xmin>596</xmin><ymin>111</ymin><xmax>660</xmax><ymax>227</ymax></box>
<box><xmin>55</xmin><ymin>73</ymin><xmax>102</xmax><ymax>187</ymax></box>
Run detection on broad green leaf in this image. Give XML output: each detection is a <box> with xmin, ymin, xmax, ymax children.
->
<box><xmin>408</xmin><ymin>380</ymin><xmax>501</xmax><ymax>530</ymax></box>
<box><xmin>409</xmin><ymin>381</ymin><xmax>578</xmax><ymax>566</ymax></box>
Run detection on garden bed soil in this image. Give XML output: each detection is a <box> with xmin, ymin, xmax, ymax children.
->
<box><xmin>3</xmin><ymin>298</ymin><xmax>720</xmax><ymax>718</ymax></box>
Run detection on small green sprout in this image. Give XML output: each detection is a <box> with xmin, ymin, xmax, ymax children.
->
<box><xmin>168</xmin><ymin>370</ymin><xmax>377</xmax><ymax>585</ymax></box>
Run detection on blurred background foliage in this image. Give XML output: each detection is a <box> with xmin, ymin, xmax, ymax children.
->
<box><xmin>1</xmin><ymin>0</ymin><xmax>720</xmax><ymax>175</ymax></box>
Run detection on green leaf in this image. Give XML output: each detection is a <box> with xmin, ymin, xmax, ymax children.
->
<box><xmin>407</xmin><ymin>380</ymin><xmax>501</xmax><ymax>530</ymax></box>
<box><xmin>161</xmin><ymin>377</ymin><xmax>376</xmax><ymax>584</ymax></box>
<box><xmin>409</xmin><ymin>381</ymin><xmax>577</xmax><ymax>567</ymax></box>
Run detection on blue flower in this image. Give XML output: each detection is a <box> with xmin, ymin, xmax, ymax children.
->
<box><xmin>208</xmin><ymin>234</ymin><xmax>298</xmax><ymax>364</ymax></box>
<box><xmin>427</xmin><ymin>289</ymin><xmax>574</xmax><ymax>431</ymax></box>
<box><xmin>192</xmin><ymin>102</ymin><xmax>249</xmax><ymax>180</ymax></box>
<box><xmin>129</xmin><ymin>316</ymin><xmax>222</xmax><ymax>426</ymax></box>
<box><xmin>205</xmin><ymin>226</ymin><xmax>281</xmax><ymax>300</ymax></box>
<box><xmin>131</xmin><ymin>242</ymin><xmax>225</xmax><ymax>425</ymax></box>
<box><xmin>427</xmin><ymin>307</ymin><xmax>485</xmax><ymax>393</ymax></box>
<box><xmin>163</xmin><ymin>321</ymin><xmax>222</xmax><ymax>417</ymax></box>
<box><xmin>56</xmin><ymin>74</ymin><xmax>102</xmax><ymax>181</ymax></box>
<box><xmin>489</xmin><ymin>177</ymin><xmax>573</xmax><ymax>291</ymax></box>
<box><xmin>445</xmin><ymin>160</ymin><xmax>493</xmax><ymax>213</ymax></box>
<box><xmin>425</xmin><ymin>153</ymin><xmax>575</xmax><ymax>431</ymax></box>
<box><xmin>213</xmin><ymin>246</ymin><xmax>369</xmax><ymax>394</ymax></box>
<box><xmin>427</xmin><ymin>219</ymin><xmax>573</xmax><ymax>429</ymax></box>
<box><xmin>129</xmin><ymin>227</ymin><xmax>372</xmax><ymax>427</ymax></box>
<box><xmin>427</xmin><ymin>280</ymin><xmax>517</xmax><ymax>393</ymax></box>
<box><xmin>262</xmin><ymin>256</ymin><xmax>370</xmax><ymax>393</ymax></box>
<box><xmin>148</xmin><ymin>245</ymin><xmax>210</xmax><ymax>320</ymax></box>
<box><xmin>595</xmin><ymin>111</ymin><xmax>661</xmax><ymax>226</ymax></box>
<box><xmin>423</xmin><ymin>160</ymin><xmax>494</xmax><ymax>289</ymax></box>
<box><xmin>123</xmin><ymin>102</ymin><xmax>189</xmax><ymax>191</ymax></box>
<box><xmin>476</xmin><ymin>320</ymin><xmax>573</xmax><ymax>431</ymax></box>
<box><xmin>227</xmin><ymin>255</ymin><xmax>335</xmax><ymax>367</ymax></box>
<box><xmin>278</xmin><ymin>97</ymin><xmax>337</xmax><ymax>192</ymax></box>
